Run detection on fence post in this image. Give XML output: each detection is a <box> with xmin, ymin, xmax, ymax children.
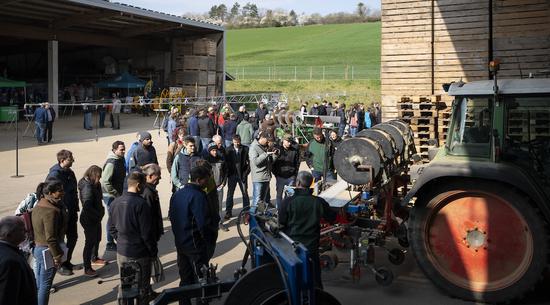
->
<box><xmin>323</xmin><ymin>66</ymin><xmax>325</xmax><ymax>81</ymax></box>
<box><xmin>310</xmin><ymin>67</ymin><xmax>312</xmax><ymax>80</ymax></box>
<box><xmin>269</xmin><ymin>67</ymin><xmax>271</xmax><ymax>80</ymax></box>
<box><xmin>242</xmin><ymin>67</ymin><xmax>245</xmax><ymax>80</ymax></box>
<box><xmin>345</xmin><ymin>65</ymin><xmax>348</xmax><ymax>80</ymax></box>
<box><xmin>294</xmin><ymin>66</ymin><xmax>297</xmax><ymax>81</ymax></box>
<box><xmin>236</xmin><ymin>68</ymin><xmax>238</xmax><ymax>80</ymax></box>
<box><xmin>352</xmin><ymin>66</ymin><xmax>354</xmax><ymax>80</ymax></box>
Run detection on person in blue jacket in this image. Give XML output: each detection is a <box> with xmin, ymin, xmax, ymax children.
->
<box><xmin>169</xmin><ymin>165</ymin><xmax>213</xmax><ymax>305</ymax></box>
<box><xmin>125</xmin><ymin>132</ymin><xmax>141</xmax><ymax>173</ymax></box>
<box><xmin>33</xmin><ymin>103</ymin><xmax>48</xmax><ymax>145</ymax></box>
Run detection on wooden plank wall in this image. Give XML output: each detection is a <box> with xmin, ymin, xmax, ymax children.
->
<box><xmin>381</xmin><ymin>0</ymin><xmax>550</xmax><ymax>121</ymax></box>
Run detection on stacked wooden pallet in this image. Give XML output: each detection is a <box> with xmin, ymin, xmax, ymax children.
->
<box><xmin>397</xmin><ymin>95</ymin><xmax>440</xmax><ymax>162</ymax></box>
<box><xmin>508</xmin><ymin>109</ymin><xmax>550</xmax><ymax>142</ymax></box>
<box><xmin>172</xmin><ymin>38</ymin><xmax>218</xmax><ymax>97</ymax></box>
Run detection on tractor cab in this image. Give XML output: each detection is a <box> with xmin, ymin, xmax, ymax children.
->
<box><xmin>445</xmin><ymin>78</ymin><xmax>550</xmax><ymax>188</ymax></box>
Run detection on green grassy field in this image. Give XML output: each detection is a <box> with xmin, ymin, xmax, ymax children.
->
<box><xmin>226</xmin><ymin>22</ymin><xmax>380</xmax><ymax>68</ymax></box>
<box><xmin>225</xmin><ymin>22</ymin><xmax>381</xmax><ymax>106</ymax></box>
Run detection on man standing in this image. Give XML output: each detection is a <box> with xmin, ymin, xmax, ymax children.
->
<box><xmin>101</xmin><ymin>141</ymin><xmax>126</xmax><ymax>252</ymax></box>
<box><xmin>171</xmin><ymin>136</ymin><xmax>202</xmax><ymax>190</ymax></box>
<box><xmin>225</xmin><ymin>135</ymin><xmax>250</xmax><ymax>219</ymax></box>
<box><xmin>309</xmin><ymin>103</ymin><xmax>319</xmax><ymax>115</ymax></box>
<box><xmin>33</xmin><ymin>103</ymin><xmax>47</xmax><ymax>145</ymax></box>
<box><xmin>318</xmin><ymin>100</ymin><xmax>328</xmax><ymax>116</ymax></box>
<box><xmin>205</xmin><ymin>143</ymin><xmax>228</xmax><ymax>231</ymax></box>
<box><xmin>187</xmin><ymin>110</ymin><xmax>201</xmax><ymax>152</ymax></box>
<box><xmin>249</xmin><ymin>132</ymin><xmax>278</xmax><ymax>206</ymax></box>
<box><xmin>47</xmin><ymin>149</ymin><xmax>80</xmax><ymax>275</ymax></box>
<box><xmin>128</xmin><ymin>131</ymin><xmax>158</xmax><ymax>173</ymax></box>
<box><xmin>307</xmin><ymin>128</ymin><xmax>331</xmax><ymax>182</ymax></box>
<box><xmin>109</xmin><ymin>172</ymin><xmax>157</xmax><ymax>304</ymax></box>
<box><xmin>197</xmin><ymin>110</ymin><xmax>215</xmax><ymax>151</ymax></box>
<box><xmin>336</xmin><ymin>102</ymin><xmax>347</xmax><ymax>137</ymax></box>
<box><xmin>236</xmin><ymin>105</ymin><xmax>247</xmax><ymax>124</ymax></box>
<box><xmin>236</xmin><ymin>113</ymin><xmax>254</xmax><ymax>146</ymax></box>
<box><xmin>169</xmin><ymin>166</ymin><xmax>213</xmax><ymax>305</ymax></box>
<box><xmin>278</xmin><ymin>171</ymin><xmax>336</xmax><ymax>288</ymax></box>
<box><xmin>272</xmin><ymin>134</ymin><xmax>300</xmax><ymax>208</ymax></box>
<box><xmin>357</xmin><ymin>104</ymin><xmax>365</xmax><ymax>132</ymax></box>
<box><xmin>142</xmin><ymin>164</ymin><xmax>164</xmax><ymax>244</ymax></box>
<box><xmin>222</xmin><ymin>113</ymin><xmax>238</xmax><ymax>148</ymax></box>
<box><xmin>0</xmin><ymin>216</ymin><xmax>37</xmax><ymax>305</ymax></box>
<box><xmin>111</xmin><ymin>94</ymin><xmax>122</xmax><ymax>130</ymax></box>
<box><xmin>254</xmin><ymin>102</ymin><xmax>268</xmax><ymax>130</ymax></box>
<box><xmin>43</xmin><ymin>102</ymin><xmax>56</xmax><ymax>143</ymax></box>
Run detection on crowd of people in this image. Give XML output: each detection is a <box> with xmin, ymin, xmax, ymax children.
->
<box><xmin>1</xmin><ymin>99</ymin><xmax>381</xmax><ymax>305</ymax></box>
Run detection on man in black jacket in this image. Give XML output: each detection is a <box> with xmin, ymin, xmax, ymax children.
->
<box><xmin>47</xmin><ymin>149</ymin><xmax>81</xmax><ymax>275</ymax></box>
<box><xmin>197</xmin><ymin>110</ymin><xmax>215</xmax><ymax>152</ymax></box>
<box><xmin>224</xmin><ymin>135</ymin><xmax>250</xmax><ymax>219</ymax></box>
<box><xmin>110</xmin><ymin>172</ymin><xmax>157</xmax><ymax>304</ymax></box>
<box><xmin>272</xmin><ymin>134</ymin><xmax>300</xmax><ymax>208</ymax></box>
<box><xmin>142</xmin><ymin>164</ymin><xmax>163</xmax><ymax>243</ymax></box>
<box><xmin>128</xmin><ymin>131</ymin><xmax>158</xmax><ymax>173</ymax></box>
<box><xmin>43</xmin><ymin>102</ymin><xmax>56</xmax><ymax>143</ymax></box>
<box><xmin>0</xmin><ymin>216</ymin><xmax>37</xmax><ymax>305</ymax></box>
<box><xmin>278</xmin><ymin>171</ymin><xmax>336</xmax><ymax>289</ymax></box>
<box><xmin>169</xmin><ymin>165</ymin><xmax>212</xmax><ymax>305</ymax></box>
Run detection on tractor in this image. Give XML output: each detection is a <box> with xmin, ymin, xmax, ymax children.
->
<box><xmin>405</xmin><ymin>73</ymin><xmax>550</xmax><ymax>303</ymax></box>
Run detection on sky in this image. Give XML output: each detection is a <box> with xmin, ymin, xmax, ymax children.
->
<box><xmin>122</xmin><ymin>0</ymin><xmax>382</xmax><ymax>16</ymax></box>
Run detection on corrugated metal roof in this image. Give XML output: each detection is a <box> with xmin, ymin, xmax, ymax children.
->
<box><xmin>448</xmin><ymin>78</ymin><xmax>550</xmax><ymax>96</ymax></box>
<box><xmin>69</xmin><ymin>0</ymin><xmax>224</xmax><ymax>31</ymax></box>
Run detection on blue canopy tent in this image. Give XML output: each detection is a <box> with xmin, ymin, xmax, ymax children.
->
<box><xmin>96</xmin><ymin>72</ymin><xmax>146</xmax><ymax>95</ymax></box>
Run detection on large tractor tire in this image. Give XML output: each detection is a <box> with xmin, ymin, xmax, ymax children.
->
<box><xmin>408</xmin><ymin>180</ymin><xmax>548</xmax><ymax>303</ymax></box>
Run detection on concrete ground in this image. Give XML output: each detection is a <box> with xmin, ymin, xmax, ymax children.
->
<box><xmin>0</xmin><ymin>112</ymin><xmax>547</xmax><ymax>305</ymax></box>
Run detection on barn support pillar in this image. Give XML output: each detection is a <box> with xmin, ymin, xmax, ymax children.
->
<box><xmin>48</xmin><ymin>40</ymin><xmax>59</xmax><ymax>112</ymax></box>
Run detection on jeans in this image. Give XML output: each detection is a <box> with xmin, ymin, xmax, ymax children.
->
<box><xmin>35</xmin><ymin>122</ymin><xmax>46</xmax><ymax>143</ymax></box>
<box><xmin>252</xmin><ymin>181</ymin><xmax>270</xmax><ymax>207</ymax></box>
<box><xmin>217</xmin><ymin>187</ymin><xmax>224</xmax><ymax>221</ymax></box>
<box><xmin>201</xmin><ymin>138</ymin><xmax>211</xmax><ymax>152</ymax></box>
<box><xmin>116</xmin><ymin>254</ymin><xmax>152</xmax><ymax>305</ymax></box>
<box><xmin>350</xmin><ymin>126</ymin><xmax>358</xmax><ymax>137</ymax></box>
<box><xmin>84</xmin><ymin>112</ymin><xmax>92</xmax><ymax>129</ymax></box>
<box><xmin>103</xmin><ymin>196</ymin><xmax>115</xmax><ymax>243</ymax></box>
<box><xmin>34</xmin><ymin>245</ymin><xmax>57</xmax><ymax>305</ymax></box>
<box><xmin>311</xmin><ymin>170</ymin><xmax>324</xmax><ymax>182</ymax></box>
<box><xmin>338</xmin><ymin>124</ymin><xmax>345</xmax><ymax>137</ymax></box>
<box><xmin>275</xmin><ymin>176</ymin><xmax>294</xmax><ymax>208</ymax></box>
<box><xmin>82</xmin><ymin>223</ymin><xmax>101</xmax><ymax>269</ymax></box>
<box><xmin>112</xmin><ymin>113</ymin><xmax>120</xmax><ymax>129</ymax></box>
<box><xmin>98</xmin><ymin>110</ymin><xmax>106</xmax><ymax>127</ymax></box>
<box><xmin>226</xmin><ymin>175</ymin><xmax>250</xmax><ymax>212</ymax></box>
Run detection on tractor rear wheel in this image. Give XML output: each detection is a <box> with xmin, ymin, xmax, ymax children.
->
<box><xmin>408</xmin><ymin>180</ymin><xmax>548</xmax><ymax>303</ymax></box>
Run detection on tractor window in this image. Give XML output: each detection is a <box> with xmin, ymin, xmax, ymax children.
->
<box><xmin>448</xmin><ymin>97</ymin><xmax>492</xmax><ymax>157</ymax></box>
<box><xmin>504</xmin><ymin>96</ymin><xmax>550</xmax><ymax>185</ymax></box>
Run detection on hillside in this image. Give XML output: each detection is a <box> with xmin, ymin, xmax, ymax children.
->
<box><xmin>226</xmin><ymin>22</ymin><xmax>381</xmax><ymax>72</ymax></box>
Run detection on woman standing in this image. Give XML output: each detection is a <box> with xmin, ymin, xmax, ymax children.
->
<box><xmin>78</xmin><ymin>165</ymin><xmax>106</xmax><ymax>276</ymax></box>
<box><xmin>32</xmin><ymin>179</ymin><xmax>66</xmax><ymax>305</ymax></box>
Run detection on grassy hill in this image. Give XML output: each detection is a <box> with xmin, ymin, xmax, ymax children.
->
<box><xmin>226</xmin><ymin>22</ymin><xmax>380</xmax><ymax>70</ymax></box>
<box><xmin>225</xmin><ymin>22</ymin><xmax>381</xmax><ymax>107</ymax></box>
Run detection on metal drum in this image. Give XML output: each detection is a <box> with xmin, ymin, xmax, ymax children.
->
<box><xmin>356</xmin><ymin>129</ymin><xmax>396</xmax><ymax>160</ymax></box>
<box><xmin>373</xmin><ymin>123</ymin><xmax>406</xmax><ymax>156</ymax></box>
<box><xmin>333</xmin><ymin>137</ymin><xmax>385</xmax><ymax>185</ymax></box>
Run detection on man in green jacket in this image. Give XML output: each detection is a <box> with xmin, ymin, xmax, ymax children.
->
<box><xmin>278</xmin><ymin>171</ymin><xmax>336</xmax><ymax>288</ymax></box>
<box><xmin>307</xmin><ymin>127</ymin><xmax>332</xmax><ymax>182</ymax></box>
<box><xmin>236</xmin><ymin>113</ymin><xmax>254</xmax><ymax>146</ymax></box>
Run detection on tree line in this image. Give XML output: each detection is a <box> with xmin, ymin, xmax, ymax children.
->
<box><xmin>182</xmin><ymin>2</ymin><xmax>381</xmax><ymax>29</ymax></box>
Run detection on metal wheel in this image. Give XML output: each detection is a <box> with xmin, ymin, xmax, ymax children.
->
<box><xmin>320</xmin><ymin>252</ymin><xmax>339</xmax><ymax>271</ymax></box>
<box><xmin>388</xmin><ymin>248</ymin><xmax>405</xmax><ymax>265</ymax></box>
<box><xmin>374</xmin><ymin>267</ymin><xmax>394</xmax><ymax>286</ymax></box>
<box><xmin>409</xmin><ymin>180</ymin><xmax>548</xmax><ymax>303</ymax></box>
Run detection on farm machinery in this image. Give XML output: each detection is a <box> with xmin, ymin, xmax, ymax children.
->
<box><xmin>148</xmin><ymin>76</ymin><xmax>549</xmax><ymax>305</ymax></box>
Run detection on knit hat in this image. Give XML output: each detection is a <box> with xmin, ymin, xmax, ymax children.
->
<box><xmin>207</xmin><ymin>142</ymin><xmax>218</xmax><ymax>152</ymax></box>
<box><xmin>139</xmin><ymin>131</ymin><xmax>152</xmax><ymax>141</ymax></box>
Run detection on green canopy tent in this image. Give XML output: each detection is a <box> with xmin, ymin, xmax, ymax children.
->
<box><xmin>96</xmin><ymin>72</ymin><xmax>146</xmax><ymax>96</ymax></box>
<box><xmin>0</xmin><ymin>76</ymin><xmax>26</xmax><ymax>122</ymax></box>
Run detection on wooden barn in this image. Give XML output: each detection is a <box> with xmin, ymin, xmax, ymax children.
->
<box><xmin>381</xmin><ymin>0</ymin><xmax>550</xmax><ymax>120</ymax></box>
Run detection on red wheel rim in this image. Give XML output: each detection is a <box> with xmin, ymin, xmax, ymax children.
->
<box><xmin>425</xmin><ymin>190</ymin><xmax>533</xmax><ymax>292</ymax></box>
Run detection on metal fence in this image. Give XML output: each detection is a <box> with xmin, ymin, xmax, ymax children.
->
<box><xmin>226</xmin><ymin>65</ymin><xmax>380</xmax><ymax>81</ymax></box>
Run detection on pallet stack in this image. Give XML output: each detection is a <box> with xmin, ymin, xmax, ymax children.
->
<box><xmin>508</xmin><ymin>109</ymin><xmax>550</xmax><ymax>142</ymax></box>
<box><xmin>397</xmin><ymin>95</ymin><xmax>440</xmax><ymax>162</ymax></box>
<box><xmin>435</xmin><ymin>97</ymin><xmax>453</xmax><ymax>145</ymax></box>
<box><xmin>171</xmin><ymin>38</ymin><xmax>218</xmax><ymax>97</ymax></box>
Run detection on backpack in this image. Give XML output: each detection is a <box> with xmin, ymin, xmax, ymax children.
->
<box><xmin>15</xmin><ymin>193</ymin><xmax>38</xmax><ymax>255</ymax></box>
<box><xmin>162</xmin><ymin>117</ymin><xmax>169</xmax><ymax>132</ymax></box>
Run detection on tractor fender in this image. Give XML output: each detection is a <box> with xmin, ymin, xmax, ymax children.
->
<box><xmin>403</xmin><ymin>160</ymin><xmax>550</xmax><ymax>222</ymax></box>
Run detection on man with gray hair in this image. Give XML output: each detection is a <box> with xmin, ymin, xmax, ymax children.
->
<box><xmin>142</xmin><ymin>163</ymin><xmax>163</xmax><ymax>243</ymax></box>
<box><xmin>278</xmin><ymin>171</ymin><xmax>336</xmax><ymax>289</ymax></box>
<box><xmin>0</xmin><ymin>216</ymin><xmax>38</xmax><ymax>305</ymax></box>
